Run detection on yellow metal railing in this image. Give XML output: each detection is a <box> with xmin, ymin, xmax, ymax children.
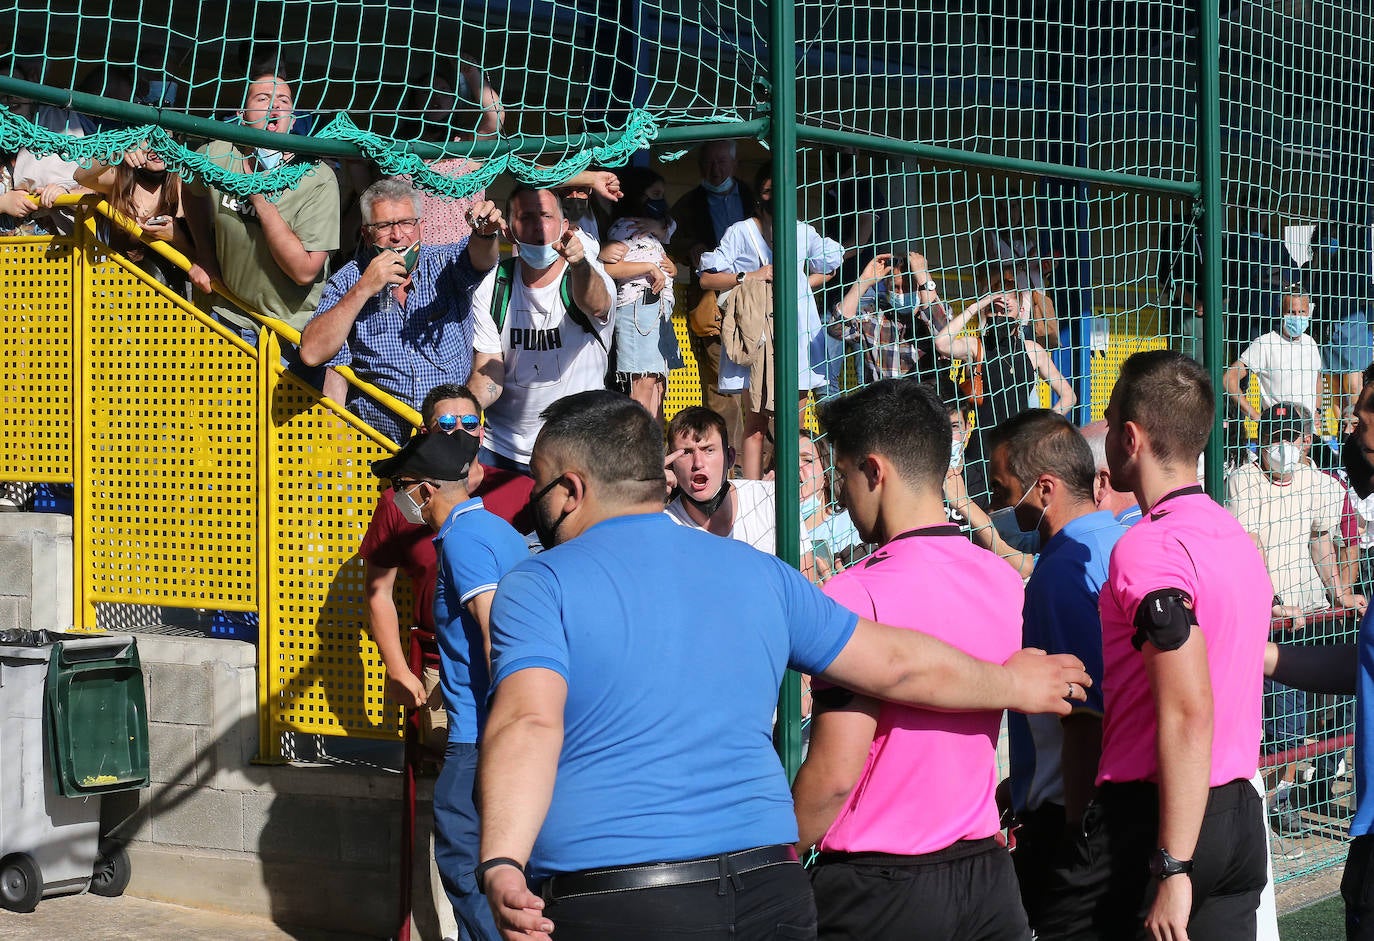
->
<box><xmin>1</xmin><ymin>197</ymin><xmax>427</xmax><ymax>759</ymax></box>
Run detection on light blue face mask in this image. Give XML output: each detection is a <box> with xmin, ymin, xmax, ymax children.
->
<box><xmin>700</xmin><ymin>177</ymin><xmax>735</xmax><ymax>196</ymax></box>
<box><xmin>1283</xmin><ymin>314</ymin><xmax>1310</xmax><ymax>337</ymax></box>
<box><xmin>988</xmin><ymin>485</ymin><xmax>1046</xmax><ymax>555</ymax></box>
<box><xmin>888</xmin><ymin>290</ymin><xmax>920</xmax><ymax>317</ymax></box>
<box><xmin>256</xmin><ymin>148</ymin><xmax>284</xmax><ymax>172</ymax></box>
<box><xmin>800</xmin><ymin>493</ymin><xmax>822</xmax><ymax>520</ymax></box>
<box><xmin>518</xmin><ymin>242</ymin><xmax>561</xmax><ymax>269</ymax></box>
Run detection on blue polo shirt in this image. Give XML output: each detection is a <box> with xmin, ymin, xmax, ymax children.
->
<box><xmin>1008</xmin><ymin>510</ymin><xmax>1122</xmax><ymax>813</ymax></box>
<box><xmin>1352</xmin><ymin>608</ymin><xmax>1374</xmax><ymax>837</ymax></box>
<box><xmin>489</xmin><ymin>512</ymin><xmax>859</xmax><ymax>880</ymax></box>
<box><xmin>432</xmin><ymin>497</ymin><xmax>531</xmax><ymax>743</ymax></box>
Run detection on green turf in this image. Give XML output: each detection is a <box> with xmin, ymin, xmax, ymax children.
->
<box><xmin>1280</xmin><ymin>895</ymin><xmax>1344</xmax><ymax>940</ymax></box>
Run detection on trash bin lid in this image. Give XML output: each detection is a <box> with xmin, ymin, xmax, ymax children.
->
<box><xmin>46</xmin><ymin>639</ymin><xmax>151</xmax><ymax>797</ymax></box>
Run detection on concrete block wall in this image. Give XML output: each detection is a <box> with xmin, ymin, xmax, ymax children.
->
<box><xmin>0</xmin><ymin>515</ymin><xmax>433</xmax><ymax>939</ymax></box>
<box><xmin>0</xmin><ymin>513</ymin><xmax>72</xmax><ymax>632</ymax></box>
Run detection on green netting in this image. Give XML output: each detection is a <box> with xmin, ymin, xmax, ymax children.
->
<box><xmin>3</xmin><ymin>0</ymin><xmax>1371</xmax><ymax>891</ymax></box>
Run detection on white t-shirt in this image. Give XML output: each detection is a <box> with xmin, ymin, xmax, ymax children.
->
<box><xmin>1240</xmin><ymin>331</ymin><xmax>1323</xmax><ymax>418</ymax></box>
<box><xmin>701</xmin><ymin>220</ymin><xmax>844</xmax><ymax>393</ymax></box>
<box><xmin>664</xmin><ymin>479</ymin><xmax>776</xmax><ymax>554</ymax></box>
<box><xmin>472</xmin><ymin>254</ymin><xmax>616</xmax><ymax>463</ymax></box>
<box><xmin>1227</xmin><ymin>460</ymin><xmax>1343</xmax><ymax>612</ymax></box>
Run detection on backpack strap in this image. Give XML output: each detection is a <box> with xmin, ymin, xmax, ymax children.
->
<box><xmin>497</xmin><ymin>257</ymin><xmax>607</xmax><ymax>352</ymax></box>
<box><xmin>491</xmin><ymin>258</ymin><xmax>518</xmax><ymax>331</ymax></box>
<box><xmin>559</xmin><ymin>268</ymin><xmax>606</xmax><ymax>352</ymax></box>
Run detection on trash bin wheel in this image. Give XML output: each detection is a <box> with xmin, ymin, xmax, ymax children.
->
<box><xmin>89</xmin><ymin>840</ymin><xmax>131</xmax><ymax>898</ymax></box>
<box><xmin>0</xmin><ymin>853</ymin><xmax>41</xmax><ymax>912</ymax></box>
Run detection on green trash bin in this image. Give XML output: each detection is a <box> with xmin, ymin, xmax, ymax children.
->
<box><xmin>46</xmin><ymin>637</ymin><xmax>150</xmax><ymax>798</ymax></box>
<box><xmin>0</xmin><ymin>631</ymin><xmax>149</xmax><ymax>913</ymax></box>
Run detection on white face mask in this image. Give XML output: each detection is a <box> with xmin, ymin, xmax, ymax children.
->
<box><xmin>1263</xmin><ymin>442</ymin><xmax>1302</xmax><ymax>476</ymax></box>
<box><xmin>949</xmin><ymin>437</ymin><xmax>964</xmax><ymax>471</ymax></box>
<box><xmin>397</xmin><ymin>484</ymin><xmax>429</xmax><ymax>526</ymax></box>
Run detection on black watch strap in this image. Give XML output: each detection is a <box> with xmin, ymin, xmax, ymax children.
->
<box><xmin>1149</xmin><ymin>847</ymin><xmax>1194</xmax><ymax>879</ymax></box>
<box><xmin>476</xmin><ymin>856</ymin><xmax>526</xmax><ymax>894</ymax></box>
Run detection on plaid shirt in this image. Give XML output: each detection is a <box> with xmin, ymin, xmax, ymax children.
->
<box><xmin>313</xmin><ymin>243</ymin><xmax>489</xmax><ymax>442</ymax></box>
<box><xmin>826</xmin><ymin>290</ymin><xmax>951</xmax><ymax>382</ymax></box>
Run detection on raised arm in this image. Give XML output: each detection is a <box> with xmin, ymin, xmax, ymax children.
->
<box><xmin>934</xmin><ymin>294</ymin><xmax>999</xmax><ymax>360</ymax></box>
<box><xmin>248</xmin><ymin>191</ymin><xmax>330</xmax><ymax>286</ymax></box>
<box><xmin>1025</xmin><ymin>339</ymin><xmax>1076</xmax><ymax>415</ymax></box>
<box><xmin>554</xmin><ymin>230</ymin><xmax>612</xmax><ymax>319</ymax></box>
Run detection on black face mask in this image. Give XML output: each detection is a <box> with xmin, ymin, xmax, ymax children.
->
<box><xmin>561</xmin><ymin>196</ymin><xmax>589</xmax><ymax>221</ymax></box>
<box><xmin>642</xmin><ymin>197</ymin><xmax>669</xmax><ymax>220</ymax></box>
<box><xmin>530</xmin><ymin>475</ymin><xmax>570</xmax><ymax>550</ymax></box>
<box><xmin>758</xmin><ymin>196</ymin><xmax>773</xmax><ymax>217</ymax></box>
<box><xmin>677</xmin><ymin>478</ymin><xmax>732</xmax><ymax>518</ymax></box>
<box><xmin>133</xmin><ymin>165</ymin><xmax>168</xmax><ymax>186</ymax></box>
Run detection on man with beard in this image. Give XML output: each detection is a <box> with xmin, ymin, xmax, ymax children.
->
<box><xmin>662</xmin><ymin>405</ymin><xmax>775</xmax><ymax>553</ymax></box>
<box><xmin>474</xmin><ymin>390</ymin><xmax>1092</xmax><ymax>941</ymax></box>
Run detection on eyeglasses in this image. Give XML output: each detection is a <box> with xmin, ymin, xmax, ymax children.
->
<box><xmin>364</xmin><ymin>217</ymin><xmax>420</xmax><ymax>235</ymax></box>
<box><xmin>391</xmin><ymin>478</ymin><xmax>425</xmax><ymax>493</ymax></box>
<box><xmin>435</xmin><ymin>413</ymin><xmax>482</xmax><ymax>434</ymax></box>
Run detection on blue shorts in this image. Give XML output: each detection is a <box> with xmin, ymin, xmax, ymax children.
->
<box><xmin>613</xmin><ymin>294</ymin><xmax>682</xmax><ymax>377</ymax></box>
<box><xmin>1324</xmin><ymin>313</ymin><xmax>1373</xmax><ymax>375</ymax></box>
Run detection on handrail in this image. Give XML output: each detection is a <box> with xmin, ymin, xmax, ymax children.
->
<box><xmin>46</xmin><ymin>193</ymin><xmax>424</xmax><ymax>435</ymax></box>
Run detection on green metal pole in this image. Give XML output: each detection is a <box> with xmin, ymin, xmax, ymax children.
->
<box><xmin>0</xmin><ymin>74</ymin><xmax>766</xmax><ymax>163</ymax></box>
<box><xmin>769</xmin><ymin>0</ymin><xmax>805</xmax><ymax>782</ymax></box>
<box><xmin>1198</xmin><ymin>0</ymin><xmax>1226</xmax><ymax>499</ymax></box>
<box><xmin>796</xmin><ymin>123</ymin><xmax>1200</xmax><ymax>200</ymax></box>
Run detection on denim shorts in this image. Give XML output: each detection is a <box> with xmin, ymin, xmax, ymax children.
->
<box><xmin>613</xmin><ymin>294</ymin><xmax>682</xmax><ymax>377</ymax></box>
<box><xmin>1324</xmin><ymin>312</ymin><xmax>1373</xmax><ymax>375</ymax></box>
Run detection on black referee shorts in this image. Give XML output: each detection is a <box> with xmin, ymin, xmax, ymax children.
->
<box><xmin>809</xmin><ymin>837</ymin><xmax>1031</xmax><ymax>941</ymax></box>
<box><xmin>1033</xmin><ymin>779</ymin><xmax>1267</xmax><ymax>941</ymax></box>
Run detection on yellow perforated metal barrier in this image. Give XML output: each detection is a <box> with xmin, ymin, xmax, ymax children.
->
<box><xmin>0</xmin><ymin>237</ymin><xmax>76</xmax><ymax>484</ymax></box>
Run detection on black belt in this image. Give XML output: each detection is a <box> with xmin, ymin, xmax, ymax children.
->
<box><xmin>540</xmin><ymin>844</ymin><xmax>799</xmax><ymax>901</ymax></box>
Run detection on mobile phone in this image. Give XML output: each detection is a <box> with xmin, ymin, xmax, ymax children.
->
<box><xmin>144</xmin><ymin>215</ymin><xmax>171</xmax><ymax>227</ymax></box>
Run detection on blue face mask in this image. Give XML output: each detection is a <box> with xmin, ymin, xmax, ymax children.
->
<box><xmin>1283</xmin><ymin>315</ymin><xmax>1310</xmax><ymax>337</ymax></box>
<box><xmin>255</xmin><ymin>148</ymin><xmax>284</xmax><ymax>172</ymax></box>
<box><xmin>800</xmin><ymin>493</ymin><xmax>822</xmax><ymax>521</ymax></box>
<box><xmin>700</xmin><ymin>177</ymin><xmax>735</xmax><ymax>196</ymax></box>
<box><xmin>888</xmin><ymin>291</ymin><xmax>919</xmax><ymax>317</ymax></box>
<box><xmin>987</xmin><ymin>485</ymin><xmax>1046</xmax><ymax>555</ymax></box>
<box><xmin>518</xmin><ymin>242</ymin><xmax>561</xmax><ymax>269</ymax></box>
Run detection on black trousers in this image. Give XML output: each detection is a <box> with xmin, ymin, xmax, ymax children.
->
<box><xmin>1034</xmin><ymin>779</ymin><xmax>1267</xmax><ymax>941</ymax></box>
<box><xmin>1343</xmin><ymin>834</ymin><xmax>1374</xmax><ymax>940</ymax></box>
<box><xmin>810</xmin><ymin>837</ymin><xmax>1030</xmax><ymax>941</ymax></box>
<box><xmin>539</xmin><ymin>857</ymin><xmax>816</xmax><ymax>941</ymax></box>
<box><xmin>1010</xmin><ymin>801</ymin><xmax>1069</xmax><ymax>929</ymax></box>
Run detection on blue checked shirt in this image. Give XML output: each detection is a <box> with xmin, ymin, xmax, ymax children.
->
<box><xmin>313</xmin><ymin>243</ymin><xmax>489</xmax><ymax>442</ymax></box>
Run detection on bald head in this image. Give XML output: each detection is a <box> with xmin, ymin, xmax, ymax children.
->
<box><xmin>1081</xmin><ymin>419</ymin><xmax>1138</xmax><ymax>517</ymax></box>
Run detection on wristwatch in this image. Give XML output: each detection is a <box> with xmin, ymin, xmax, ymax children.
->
<box><xmin>1148</xmin><ymin>848</ymin><xmax>1194</xmax><ymax>880</ymax></box>
<box><xmin>736</xmin><ymin>270</ymin><xmax>747</xmax><ymax>284</ymax></box>
<box><xmin>919</xmin><ymin>279</ymin><xmax>937</xmax><ymax>292</ymax></box>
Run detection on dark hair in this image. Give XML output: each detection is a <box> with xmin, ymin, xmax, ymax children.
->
<box><xmin>752</xmin><ymin>163</ymin><xmax>772</xmax><ymax>217</ymax></box>
<box><xmin>801</xmin><ymin>429</ymin><xmax>838</xmax><ymax>505</ymax></box>
<box><xmin>611</xmin><ymin>167</ymin><xmax>666</xmax><ymax>222</ymax></box>
<box><xmin>537</xmin><ymin>391</ymin><xmax>664</xmax><ymax>501</ymax></box>
<box><xmin>666</xmin><ymin>406</ymin><xmax>729</xmax><ymax>450</ymax></box>
<box><xmin>1112</xmin><ymin>349</ymin><xmax>1213</xmax><ymax>464</ymax></box>
<box><xmin>420</xmin><ymin>383</ymin><xmax>479</xmax><ymax>423</ymax></box>
<box><xmin>816</xmin><ymin>378</ymin><xmax>949</xmax><ymax>491</ymax></box>
<box><xmin>986</xmin><ymin>409</ymin><xmax>1095</xmax><ymax>502</ymax></box>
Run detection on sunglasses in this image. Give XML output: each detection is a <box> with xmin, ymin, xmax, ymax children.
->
<box><xmin>435</xmin><ymin>413</ymin><xmax>482</xmax><ymax>433</ymax></box>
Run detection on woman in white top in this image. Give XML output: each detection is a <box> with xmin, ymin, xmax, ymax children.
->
<box><xmin>699</xmin><ymin>165</ymin><xmax>845</xmax><ymax>478</ymax></box>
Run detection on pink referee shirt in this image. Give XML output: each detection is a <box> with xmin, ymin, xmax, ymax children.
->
<box><xmin>1097</xmin><ymin>484</ymin><xmax>1271</xmax><ymax>786</ymax></box>
<box><xmin>817</xmin><ymin>524</ymin><xmax>1024</xmax><ymax>855</ymax></box>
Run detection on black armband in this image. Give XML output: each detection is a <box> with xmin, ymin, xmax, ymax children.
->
<box><xmin>811</xmin><ymin>686</ymin><xmax>857</xmax><ymax>712</ymax></box>
<box><xmin>1131</xmin><ymin>589</ymin><xmax>1198</xmax><ymax>652</ymax></box>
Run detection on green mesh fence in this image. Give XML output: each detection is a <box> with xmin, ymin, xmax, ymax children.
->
<box><xmin>3</xmin><ymin>0</ymin><xmax>1370</xmax><ymax>890</ymax></box>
